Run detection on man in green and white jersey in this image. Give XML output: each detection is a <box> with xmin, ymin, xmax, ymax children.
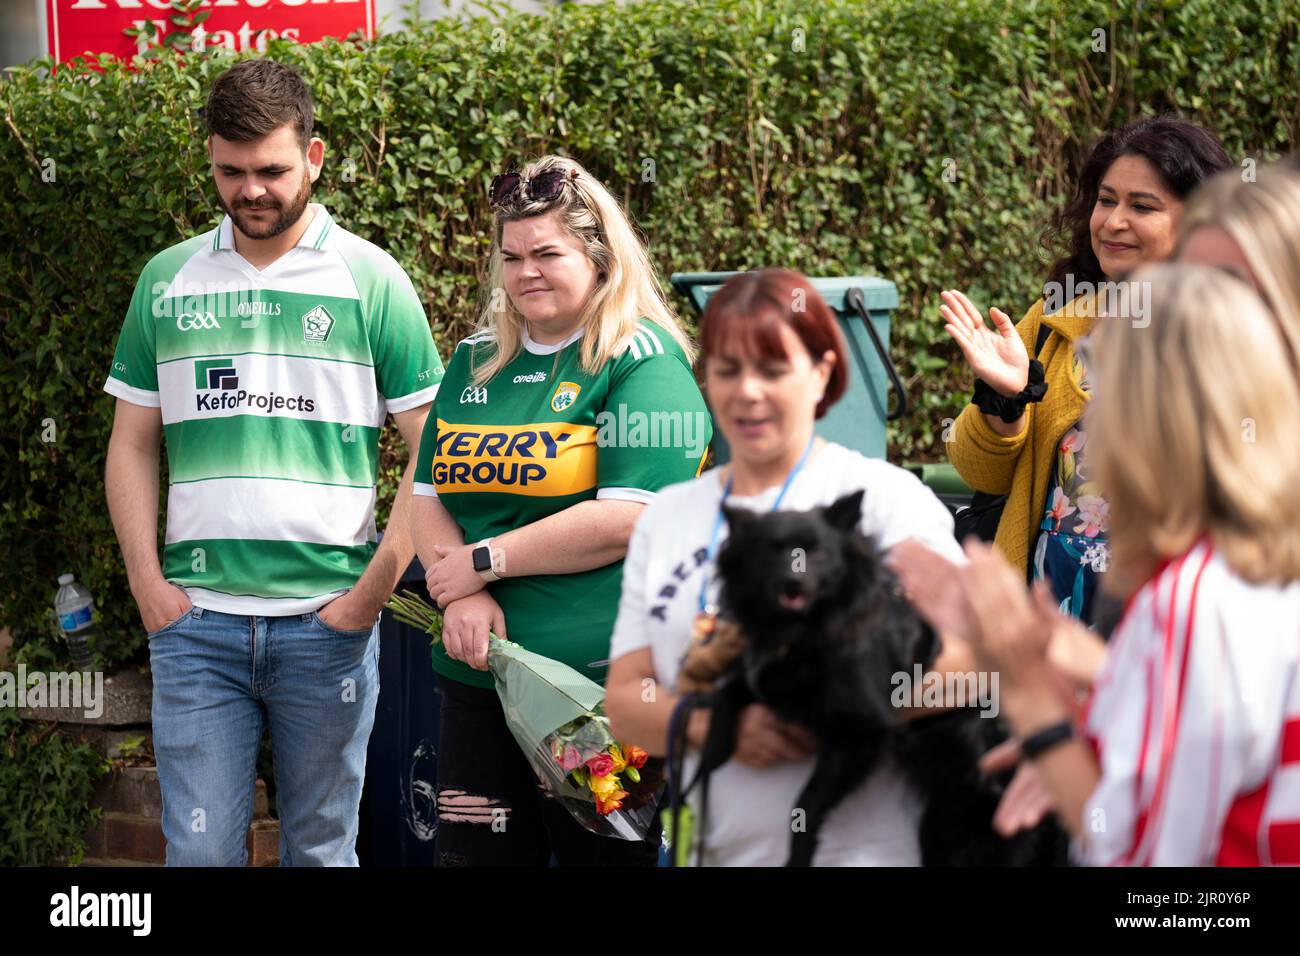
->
<box><xmin>103</xmin><ymin>59</ymin><xmax>443</xmax><ymax>866</ymax></box>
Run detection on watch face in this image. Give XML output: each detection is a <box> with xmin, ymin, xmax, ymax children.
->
<box><xmin>473</xmin><ymin>546</ymin><xmax>493</xmax><ymax>573</ymax></box>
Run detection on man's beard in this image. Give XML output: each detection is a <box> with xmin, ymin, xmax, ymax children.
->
<box><xmin>221</xmin><ymin>173</ymin><xmax>313</xmax><ymax>241</ymax></box>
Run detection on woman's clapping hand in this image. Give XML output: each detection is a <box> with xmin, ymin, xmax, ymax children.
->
<box><xmin>940</xmin><ymin>289</ymin><xmax>1030</xmax><ymax>398</ymax></box>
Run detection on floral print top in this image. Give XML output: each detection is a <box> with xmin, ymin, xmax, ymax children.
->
<box><xmin>1033</xmin><ymin>347</ymin><xmax>1110</xmax><ymax>624</ymax></box>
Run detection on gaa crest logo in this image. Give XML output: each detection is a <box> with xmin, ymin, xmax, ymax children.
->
<box><xmin>302</xmin><ymin>305</ymin><xmax>335</xmax><ymax>343</ymax></box>
<box><xmin>550</xmin><ymin>381</ymin><xmax>581</xmax><ymax>412</ymax></box>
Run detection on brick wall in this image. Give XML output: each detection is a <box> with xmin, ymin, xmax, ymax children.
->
<box><xmin>81</xmin><ymin>766</ymin><xmax>280</xmax><ymax>867</ymax></box>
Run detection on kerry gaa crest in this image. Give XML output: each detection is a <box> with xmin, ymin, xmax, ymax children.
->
<box><xmin>302</xmin><ymin>305</ymin><xmax>335</xmax><ymax>343</ymax></box>
<box><xmin>550</xmin><ymin>381</ymin><xmax>581</xmax><ymax>412</ymax></box>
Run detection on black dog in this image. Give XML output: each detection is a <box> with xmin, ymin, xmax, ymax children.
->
<box><xmin>700</xmin><ymin>489</ymin><xmax>1066</xmax><ymax>867</ymax></box>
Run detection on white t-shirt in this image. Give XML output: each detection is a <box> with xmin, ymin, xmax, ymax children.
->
<box><xmin>609</xmin><ymin>441</ymin><xmax>965</xmax><ymax>866</ymax></box>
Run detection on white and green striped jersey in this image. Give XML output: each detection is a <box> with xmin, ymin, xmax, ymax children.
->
<box><xmin>103</xmin><ymin>203</ymin><xmax>444</xmax><ymax>615</ymax></box>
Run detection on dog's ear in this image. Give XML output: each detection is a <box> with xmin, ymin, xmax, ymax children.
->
<box><xmin>823</xmin><ymin>489</ymin><xmax>864</xmax><ymax>531</ymax></box>
<box><xmin>721</xmin><ymin>503</ymin><xmax>755</xmax><ymax>535</ymax></box>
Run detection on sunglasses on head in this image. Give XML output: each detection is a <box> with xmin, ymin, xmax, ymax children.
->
<box><xmin>489</xmin><ymin>167</ymin><xmax>579</xmax><ymax>207</ymax></box>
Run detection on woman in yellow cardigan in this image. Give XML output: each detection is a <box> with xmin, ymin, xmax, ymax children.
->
<box><xmin>943</xmin><ymin>116</ymin><xmax>1230</xmax><ymax>628</ymax></box>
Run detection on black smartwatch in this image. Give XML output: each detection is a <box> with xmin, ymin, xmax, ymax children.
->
<box><xmin>1019</xmin><ymin>719</ymin><xmax>1075</xmax><ymax>760</ymax></box>
<box><xmin>472</xmin><ymin>538</ymin><xmax>500</xmax><ymax>582</ymax></box>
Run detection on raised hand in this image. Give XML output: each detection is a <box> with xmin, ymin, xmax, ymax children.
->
<box><xmin>940</xmin><ymin>289</ymin><xmax>1030</xmax><ymax>398</ymax></box>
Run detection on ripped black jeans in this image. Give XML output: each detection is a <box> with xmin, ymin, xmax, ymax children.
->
<box><xmin>434</xmin><ymin>676</ymin><xmax>662</xmax><ymax>867</ymax></box>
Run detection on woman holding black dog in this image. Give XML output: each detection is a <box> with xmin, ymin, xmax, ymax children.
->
<box><xmin>606</xmin><ymin>269</ymin><xmax>965</xmax><ymax>866</ymax></box>
<box><xmin>943</xmin><ymin>116</ymin><xmax>1230</xmax><ymax>628</ymax></box>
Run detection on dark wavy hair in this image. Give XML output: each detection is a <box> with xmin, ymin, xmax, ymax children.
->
<box><xmin>1041</xmin><ymin>115</ymin><xmax>1231</xmax><ymax>293</ymax></box>
<box><xmin>206</xmin><ymin>59</ymin><xmax>315</xmax><ymax>150</ymax></box>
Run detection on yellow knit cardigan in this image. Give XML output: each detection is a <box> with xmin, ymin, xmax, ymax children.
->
<box><xmin>947</xmin><ymin>294</ymin><xmax>1098</xmax><ymax>575</ymax></box>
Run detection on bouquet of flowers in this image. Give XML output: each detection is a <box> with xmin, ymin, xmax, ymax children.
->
<box><xmin>386</xmin><ymin>590</ymin><xmax>665</xmax><ymax>840</ymax></box>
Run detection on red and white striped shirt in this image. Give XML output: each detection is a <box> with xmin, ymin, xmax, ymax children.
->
<box><xmin>1080</xmin><ymin>538</ymin><xmax>1300</xmax><ymax>866</ymax></box>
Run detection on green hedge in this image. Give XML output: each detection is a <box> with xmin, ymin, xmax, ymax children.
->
<box><xmin>0</xmin><ymin>706</ymin><xmax>110</xmax><ymax>865</ymax></box>
<box><xmin>2</xmin><ymin>0</ymin><xmax>1297</xmax><ymax>668</ymax></box>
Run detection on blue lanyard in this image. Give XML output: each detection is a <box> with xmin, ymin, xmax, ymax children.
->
<box><xmin>697</xmin><ymin>435</ymin><xmax>816</xmax><ymax>614</ymax></box>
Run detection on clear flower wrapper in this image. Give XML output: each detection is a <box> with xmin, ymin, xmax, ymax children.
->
<box><xmin>387</xmin><ymin>590</ymin><xmax>664</xmax><ymax>840</ymax></box>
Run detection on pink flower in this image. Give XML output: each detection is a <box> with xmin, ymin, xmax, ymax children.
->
<box><xmin>555</xmin><ymin>746</ymin><xmax>584</xmax><ymax>772</ymax></box>
<box><xmin>585</xmin><ymin>752</ymin><xmax>615</xmax><ymax>777</ymax></box>
<box><xmin>1059</xmin><ymin>431</ymin><xmax>1087</xmax><ymax>456</ymax></box>
<box><xmin>1047</xmin><ymin>488</ymin><xmax>1076</xmax><ymax>531</ymax></box>
<box><xmin>1073</xmin><ymin>495</ymin><xmax>1110</xmax><ymax>538</ymax></box>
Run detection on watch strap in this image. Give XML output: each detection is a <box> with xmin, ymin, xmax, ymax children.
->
<box><xmin>1020</xmin><ymin>719</ymin><xmax>1075</xmax><ymax>760</ymax></box>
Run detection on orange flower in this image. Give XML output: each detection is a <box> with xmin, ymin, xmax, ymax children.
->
<box><xmin>594</xmin><ymin>788</ymin><xmax>629</xmax><ymax>815</ymax></box>
<box><xmin>624</xmin><ymin>744</ymin><xmax>649</xmax><ymax>770</ymax></box>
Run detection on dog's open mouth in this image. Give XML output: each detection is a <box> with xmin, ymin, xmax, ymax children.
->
<box><xmin>777</xmin><ymin>589</ymin><xmax>808</xmax><ymax>611</ymax></box>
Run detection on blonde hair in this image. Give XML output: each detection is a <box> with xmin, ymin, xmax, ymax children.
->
<box><xmin>1088</xmin><ymin>263</ymin><xmax>1300</xmax><ymax>595</ymax></box>
<box><xmin>468</xmin><ymin>155</ymin><xmax>694</xmax><ymax>385</ymax></box>
<box><xmin>1178</xmin><ymin>164</ymin><xmax>1300</xmax><ymax>368</ymax></box>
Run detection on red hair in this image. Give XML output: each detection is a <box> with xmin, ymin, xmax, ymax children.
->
<box><xmin>698</xmin><ymin>269</ymin><xmax>848</xmax><ymax>419</ymax></box>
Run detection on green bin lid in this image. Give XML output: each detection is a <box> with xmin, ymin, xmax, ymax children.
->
<box><xmin>669</xmin><ymin>271</ymin><xmax>901</xmax><ymax>462</ymax></box>
<box><xmin>670</xmin><ymin>272</ymin><xmax>898</xmax><ymax>315</ymax></box>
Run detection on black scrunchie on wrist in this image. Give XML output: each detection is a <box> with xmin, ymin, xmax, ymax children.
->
<box><xmin>971</xmin><ymin>360</ymin><xmax>1049</xmax><ymax>423</ymax></box>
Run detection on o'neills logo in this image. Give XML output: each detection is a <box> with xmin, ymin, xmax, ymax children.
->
<box><xmin>192</xmin><ymin>358</ymin><xmax>315</xmax><ymax>414</ymax></box>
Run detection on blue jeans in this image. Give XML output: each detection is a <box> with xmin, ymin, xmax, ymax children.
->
<box><xmin>147</xmin><ymin>606</ymin><xmax>379</xmax><ymax>866</ymax></box>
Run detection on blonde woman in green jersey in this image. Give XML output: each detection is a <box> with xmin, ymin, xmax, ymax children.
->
<box><xmin>411</xmin><ymin>155</ymin><xmax>711</xmax><ymax>866</ymax></box>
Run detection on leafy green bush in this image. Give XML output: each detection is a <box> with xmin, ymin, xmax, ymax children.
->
<box><xmin>2</xmin><ymin>0</ymin><xmax>1296</xmax><ymax>668</ymax></box>
<box><xmin>0</xmin><ymin>705</ymin><xmax>110</xmax><ymax>865</ymax></box>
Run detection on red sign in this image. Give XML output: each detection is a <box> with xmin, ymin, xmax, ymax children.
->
<box><xmin>46</xmin><ymin>0</ymin><xmax>375</xmax><ymax>63</ymax></box>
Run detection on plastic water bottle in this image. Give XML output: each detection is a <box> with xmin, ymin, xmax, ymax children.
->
<box><xmin>54</xmin><ymin>573</ymin><xmax>96</xmax><ymax>670</ymax></box>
